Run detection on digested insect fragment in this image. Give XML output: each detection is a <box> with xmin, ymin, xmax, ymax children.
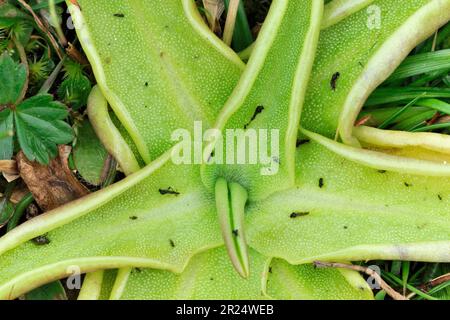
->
<box><xmin>330</xmin><ymin>72</ymin><xmax>340</xmax><ymax>91</ymax></box>
<box><xmin>159</xmin><ymin>187</ymin><xmax>180</xmax><ymax>196</ymax></box>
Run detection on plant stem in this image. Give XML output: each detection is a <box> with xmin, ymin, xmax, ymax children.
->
<box><xmin>223</xmin><ymin>0</ymin><xmax>240</xmax><ymax>46</ymax></box>
<box><xmin>13</xmin><ymin>36</ymin><xmax>29</xmax><ymax>104</ymax></box>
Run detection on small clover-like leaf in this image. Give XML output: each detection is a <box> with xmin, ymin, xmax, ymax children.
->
<box><xmin>0</xmin><ymin>52</ymin><xmax>27</xmax><ymax>105</ymax></box>
<box><xmin>13</xmin><ymin>94</ymin><xmax>74</xmax><ymax>165</ymax></box>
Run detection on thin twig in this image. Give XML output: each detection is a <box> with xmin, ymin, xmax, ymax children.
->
<box><xmin>48</xmin><ymin>0</ymin><xmax>68</xmax><ymax>46</ymax></box>
<box><xmin>314</xmin><ymin>261</ymin><xmax>408</xmax><ymax>300</ymax></box>
<box><xmin>17</xmin><ymin>0</ymin><xmax>64</xmax><ymax>59</ymax></box>
<box><xmin>38</xmin><ymin>57</ymin><xmax>65</xmax><ymax>94</ymax></box>
<box><xmin>223</xmin><ymin>0</ymin><xmax>240</xmax><ymax>46</ymax></box>
<box><xmin>12</xmin><ymin>36</ymin><xmax>29</xmax><ymax>104</ymax></box>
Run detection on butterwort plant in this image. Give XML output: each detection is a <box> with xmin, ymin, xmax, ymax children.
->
<box><xmin>0</xmin><ymin>0</ymin><xmax>449</xmax><ymax>300</ymax></box>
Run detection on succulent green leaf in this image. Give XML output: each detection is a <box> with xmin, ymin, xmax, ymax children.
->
<box><xmin>87</xmin><ymin>86</ymin><xmax>142</xmax><ymax>175</ymax></box>
<box><xmin>0</xmin><ymin>153</ymin><xmax>220</xmax><ymax>299</ymax></box>
<box><xmin>301</xmin><ymin>0</ymin><xmax>450</xmax><ymax>143</ymax></box>
<box><xmin>70</xmin><ymin>0</ymin><xmax>244</xmax><ymax>163</ymax></box>
<box><xmin>247</xmin><ymin>143</ymin><xmax>450</xmax><ymax>264</ymax></box>
<box><xmin>118</xmin><ymin>247</ymin><xmax>268</xmax><ymax>300</ymax></box>
<box><xmin>266</xmin><ymin>259</ymin><xmax>373</xmax><ymax>300</ymax></box>
<box><xmin>322</xmin><ymin>0</ymin><xmax>375</xmax><ymax>29</ymax></box>
<box><xmin>201</xmin><ymin>0</ymin><xmax>323</xmax><ymax>201</ymax></box>
<box><xmin>301</xmin><ymin>128</ymin><xmax>450</xmax><ymax>176</ymax></box>
<box><xmin>101</xmin><ymin>248</ymin><xmax>373</xmax><ymax>300</ymax></box>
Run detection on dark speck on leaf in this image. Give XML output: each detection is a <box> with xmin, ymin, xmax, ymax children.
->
<box><xmin>113</xmin><ymin>13</ymin><xmax>125</xmax><ymax>18</ymax></box>
<box><xmin>404</xmin><ymin>182</ymin><xmax>412</xmax><ymax>187</ymax></box>
<box><xmin>159</xmin><ymin>187</ymin><xmax>180</xmax><ymax>196</ymax></box>
<box><xmin>378</xmin><ymin>170</ymin><xmax>387</xmax><ymax>174</ymax></box>
<box><xmin>145</xmin><ymin>82</ymin><xmax>148</xmax><ymax>87</ymax></box>
<box><xmin>269</xmin><ymin>267</ymin><xmax>273</xmax><ymax>273</ymax></box>
<box><xmin>290</xmin><ymin>212</ymin><xmax>310</xmax><ymax>218</ymax></box>
<box><xmin>296</xmin><ymin>139</ymin><xmax>310</xmax><ymax>147</ymax></box>
<box><xmin>343</xmin><ymin>226</ymin><xmax>348</xmax><ymax>229</ymax></box>
<box><xmin>331</xmin><ymin>72</ymin><xmax>340</xmax><ymax>91</ymax></box>
<box><xmin>129</xmin><ymin>216</ymin><xmax>138</xmax><ymax>220</ymax></box>
<box><xmin>244</xmin><ymin>105</ymin><xmax>264</xmax><ymax>129</ymax></box>
<box><xmin>32</xmin><ymin>235</ymin><xmax>50</xmax><ymax>245</ymax></box>
<box><xmin>169</xmin><ymin>239</ymin><xmax>175</xmax><ymax>248</ymax></box>
<box><xmin>319</xmin><ymin>178</ymin><xmax>324</xmax><ymax>188</ymax></box>
<box><xmin>438</xmin><ymin>194</ymin><xmax>443</xmax><ymax>200</ymax></box>
<box><xmin>232</xmin><ymin>229</ymin><xmax>239</xmax><ymax>237</ymax></box>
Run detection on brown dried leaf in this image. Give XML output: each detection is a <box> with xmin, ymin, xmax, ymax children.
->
<box><xmin>0</xmin><ymin>160</ymin><xmax>18</xmax><ymax>175</ymax></box>
<box><xmin>17</xmin><ymin>145</ymin><xmax>89</xmax><ymax>211</ymax></box>
<box><xmin>202</xmin><ymin>0</ymin><xmax>225</xmax><ymax>34</ymax></box>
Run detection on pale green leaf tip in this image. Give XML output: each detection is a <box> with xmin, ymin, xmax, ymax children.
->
<box><xmin>301</xmin><ymin>128</ymin><xmax>450</xmax><ymax>176</ymax></box>
<box><xmin>215</xmin><ymin>178</ymin><xmax>250</xmax><ymax>278</ymax></box>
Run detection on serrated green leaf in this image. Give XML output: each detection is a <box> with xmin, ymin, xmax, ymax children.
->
<box><xmin>0</xmin><ymin>51</ymin><xmax>27</xmax><ymax>105</ymax></box>
<box><xmin>13</xmin><ymin>94</ymin><xmax>74</xmax><ymax>164</ymax></box>
<box><xmin>17</xmin><ymin>94</ymin><xmax>69</xmax><ymax>120</ymax></box>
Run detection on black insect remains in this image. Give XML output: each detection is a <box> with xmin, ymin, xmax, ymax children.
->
<box><xmin>290</xmin><ymin>212</ymin><xmax>310</xmax><ymax>219</ymax></box>
<box><xmin>244</xmin><ymin>105</ymin><xmax>264</xmax><ymax>129</ymax></box>
<box><xmin>438</xmin><ymin>194</ymin><xmax>443</xmax><ymax>201</ymax></box>
<box><xmin>159</xmin><ymin>187</ymin><xmax>180</xmax><ymax>196</ymax></box>
<box><xmin>129</xmin><ymin>216</ymin><xmax>138</xmax><ymax>220</ymax></box>
<box><xmin>319</xmin><ymin>178</ymin><xmax>324</xmax><ymax>188</ymax></box>
<box><xmin>404</xmin><ymin>182</ymin><xmax>412</xmax><ymax>187</ymax></box>
<box><xmin>330</xmin><ymin>72</ymin><xmax>340</xmax><ymax>91</ymax></box>
<box><xmin>113</xmin><ymin>13</ymin><xmax>125</xmax><ymax>18</ymax></box>
<box><xmin>296</xmin><ymin>139</ymin><xmax>310</xmax><ymax>147</ymax></box>
<box><xmin>169</xmin><ymin>239</ymin><xmax>176</xmax><ymax>248</ymax></box>
<box><xmin>378</xmin><ymin>170</ymin><xmax>387</xmax><ymax>174</ymax></box>
<box><xmin>32</xmin><ymin>235</ymin><xmax>50</xmax><ymax>246</ymax></box>
<box><xmin>232</xmin><ymin>229</ymin><xmax>239</xmax><ymax>237</ymax></box>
